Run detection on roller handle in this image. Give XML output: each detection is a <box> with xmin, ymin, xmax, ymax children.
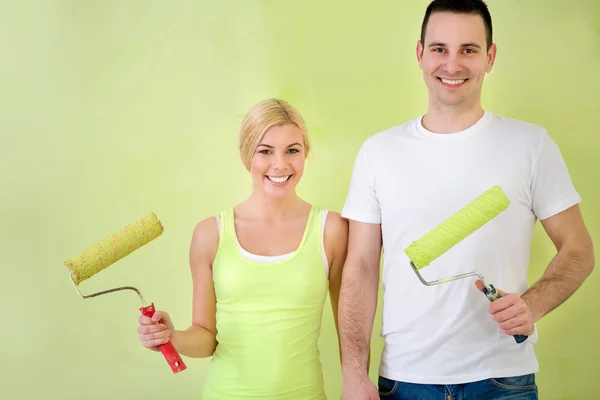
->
<box><xmin>140</xmin><ymin>302</ymin><xmax>187</xmax><ymax>373</ymax></box>
<box><xmin>482</xmin><ymin>285</ymin><xmax>528</xmax><ymax>344</ymax></box>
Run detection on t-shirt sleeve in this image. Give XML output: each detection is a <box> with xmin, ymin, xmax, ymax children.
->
<box><xmin>531</xmin><ymin>131</ymin><xmax>581</xmax><ymax>220</ymax></box>
<box><xmin>341</xmin><ymin>143</ymin><xmax>381</xmax><ymax>224</ymax></box>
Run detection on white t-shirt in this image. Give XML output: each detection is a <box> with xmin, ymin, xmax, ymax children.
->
<box><xmin>341</xmin><ymin>111</ymin><xmax>581</xmax><ymax>384</ymax></box>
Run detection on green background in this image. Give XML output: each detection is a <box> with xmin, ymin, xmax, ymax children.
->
<box><xmin>1</xmin><ymin>1</ymin><xmax>598</xmax><ymax>399</ymax></box>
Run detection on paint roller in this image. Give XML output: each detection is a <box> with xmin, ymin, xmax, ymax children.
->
<box><xmin>404</xmin><ymin>186</ymin><xmax>528</xmax><ymax>344</ymax></box>
<box><xmin>63</xmin><ymin>212</ymin><xmax>187</xmax><ymax>373</ymax></box>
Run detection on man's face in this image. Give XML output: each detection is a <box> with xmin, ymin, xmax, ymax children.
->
<box><xmin>417</xmin><ymin>11</ymin><xmax>496</xmax><ymax>109</ymax></box>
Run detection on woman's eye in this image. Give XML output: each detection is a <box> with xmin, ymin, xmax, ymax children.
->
<box><xmin>288</xmin><ymin>148</ymin><xmax>299</xmax><ymax>154</ymax></box>
<box><xmin>259</xmin><ymin>149</ymin><xmax>271</xmax><ymax>154</ymax></box>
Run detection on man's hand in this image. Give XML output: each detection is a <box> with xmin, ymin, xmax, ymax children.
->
<box><xmin>475</xmin><ymin>280</ymin><xmax>535</xmax><ymax>337</ymax></box>
<box><xmin>341</xmin><ymin>375</ymin><xmax>379</xmax><ymax>400</ymax></box>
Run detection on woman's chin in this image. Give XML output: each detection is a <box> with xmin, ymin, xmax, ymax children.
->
<box><xmin>258</xmin><ymin>180</ymin><xmax>297</xmax><ymax>198</ymax></box>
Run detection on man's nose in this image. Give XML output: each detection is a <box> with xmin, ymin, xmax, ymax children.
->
<box><xmin>442</xmin><ymin>54</ymin><xmax>463</xmax><ymax>75</ymax></box>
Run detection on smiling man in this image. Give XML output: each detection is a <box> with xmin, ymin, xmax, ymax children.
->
<box><xmin>338</xmin><ymin>1</ymin><xmax>595</xmax><ymax>399</ymax></box>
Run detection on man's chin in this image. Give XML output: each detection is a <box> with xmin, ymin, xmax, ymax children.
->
<box><xmin>437</xmin><ymin>94</ymin><xmax>469</xmax><ymax>107</ymax></box>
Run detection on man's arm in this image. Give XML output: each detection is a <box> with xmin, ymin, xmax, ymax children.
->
<box><xmin>338</xmin><ymin>220</ymin><xmax>382</xmax><ymax>381</ymax></box>
<box><xmin>486</xmin><ymin>205</ymin><xmax>595</xmax><ymax>337</ymax></box>
<box><xmin>523</xmin><ymin>204</ymin><xmax>595</xmax><ymax>322</ymax></box>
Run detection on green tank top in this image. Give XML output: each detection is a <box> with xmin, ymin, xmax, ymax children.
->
<box><xmin>202</xmin><ymin>206</ymin><xmax>329</xmax><ymax>400</ymax></box>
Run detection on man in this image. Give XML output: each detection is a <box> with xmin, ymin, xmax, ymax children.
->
<box><xmin>337</xmin><ymin>0</ymin><xmax>595</xmax><ymax>399</ymax></box>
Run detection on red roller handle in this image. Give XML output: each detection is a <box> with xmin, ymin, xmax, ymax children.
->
<box><xmin>140</xmin><ymin>302</ymin><xmax>187</xmax><ymax>373</ymax></box>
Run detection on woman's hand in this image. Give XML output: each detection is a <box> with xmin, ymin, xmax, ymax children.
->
<box><xmin>137</xmin><ymin>310</ymin><xmax>175</xmax><ymax>351</ymax></box>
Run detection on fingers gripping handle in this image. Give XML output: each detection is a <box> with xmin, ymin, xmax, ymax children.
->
<box><xmin>139</xmin><ymin>303</ymin><xmax>187</xmax><ymax>373</ymax></box>
<box><xmin>482</xmin><ymin>285</ymin><xmax>528</xmax><ymax>344</ymax></box>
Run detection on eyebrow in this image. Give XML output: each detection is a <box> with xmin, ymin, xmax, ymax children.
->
<box><xmin>428</xmin><ymin>42</ymin><xmax>482</xmax><ymax>49</ymax></box>
<box><xmin>257</xmin><ymin>142</ymin><xmax>303</xmax><ymax>148</ymax></box>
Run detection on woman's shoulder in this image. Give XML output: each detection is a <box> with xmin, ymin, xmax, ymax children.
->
<box><xmin>319</xmin><ymin>209</ymin><xmax>348</xmax><ymax>269</ymax></box>
<box><xmin>190</xmin><ymin>212</ymin><xmax>227</xmax><ymax>262</ymax></box>
<box><xmin>193</xmin><ymin>215</ymin><xmax>220</xmax><ymax>237</ymax></box>
<box><xmin>320</xmin><ymin>209</ymin><xmax>348</xmax><ymax>240</ymax></box>
<box><xmin>194</xmin><ymin>205</ymin><xmax>236</xmax><ymax>233</ymax></box>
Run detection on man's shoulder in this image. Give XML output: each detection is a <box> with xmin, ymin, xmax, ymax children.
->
<box><xmin>488</xmin><ymin>112</ymin><xmax>549</xmax><ymax>139</ymax></box>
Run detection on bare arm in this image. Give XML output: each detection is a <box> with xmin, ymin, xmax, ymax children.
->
<box><xmin>523</xmin><ymin>204</ymin><xmax>595</xmax><ymax>322</ymax></box>
<box><xmin>323</xmin><ymin>212</ymin><xmax>349</xmax><ymax>362</ymax></box>
<box><xmin>338</xmin><ymin>220</ymin><xmax>382</xmax><ymax>381</ymax></box>
<box><xmin>170</xmin><ymin>217</ymin><xmax>220</xmax><ymax>358</ymax></box>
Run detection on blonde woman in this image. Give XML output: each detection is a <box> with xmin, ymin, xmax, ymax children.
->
<box><xmin>137</xmin><ymin>98</ymin><xmax>348</xmax><ymax>399</ymax></box>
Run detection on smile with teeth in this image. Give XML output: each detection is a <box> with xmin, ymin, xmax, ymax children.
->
<box><xmin>439</xmin><ymin>77</ymin><xmax>466</xmax><ymax>86</ymax></box>
<box><xmin>267</xmin><ymin>175</ymin><xmax>291</xmax><ymax>183</ymax></box>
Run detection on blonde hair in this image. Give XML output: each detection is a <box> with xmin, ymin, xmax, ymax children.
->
<box><xmin>239</xmin><ymin>98</ymin><xmax>310</xmax><ymax>171</ymax></box>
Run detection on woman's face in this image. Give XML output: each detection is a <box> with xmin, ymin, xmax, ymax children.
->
<box><xmin>249</xmin><ymin>123</ymin><xmax>306</xmax><ymax>199</ymax></box>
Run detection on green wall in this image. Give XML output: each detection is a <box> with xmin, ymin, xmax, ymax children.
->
<box><xmin>1</xmin><ymin>1</ymin><xmax>598</xmax><ymax>398</ymax></box>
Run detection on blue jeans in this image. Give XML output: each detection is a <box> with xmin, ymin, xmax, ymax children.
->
<box><xmin>378</xmin><ymin>374</ymin><xmax>538</xmax><ymax>399</ymax></box>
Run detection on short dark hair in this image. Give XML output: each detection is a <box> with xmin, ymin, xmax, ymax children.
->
<box><xmin>420</xmin><ymin>0</ymin><xmax>493</xmax><ymax>50</ymax></box>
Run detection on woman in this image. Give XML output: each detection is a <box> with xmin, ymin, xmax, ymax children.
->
<box><xmin>137</xmin><ymin>98</ymin><xmax>348</xmax><ymax>399</ymax></box>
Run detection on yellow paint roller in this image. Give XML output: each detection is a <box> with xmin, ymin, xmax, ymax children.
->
<box><xmin>63</xmin><ymin>212</ymin><xmax>187</xmax><ymax>373</ymax></box>
<box><xmin>404</xmin><ymin>186</ymin><xmax>528</xmax><ymax>343</ymax></box>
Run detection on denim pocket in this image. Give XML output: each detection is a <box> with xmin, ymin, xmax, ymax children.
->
<box><xmin>378</xmin><ymin>376</ymin><xmax>399</xmax><ymax>397</ymax></box>
<box><xmin>491</xmin><ymin>373</ymin><xmax>537</xmax><ymax>391</ymax></box>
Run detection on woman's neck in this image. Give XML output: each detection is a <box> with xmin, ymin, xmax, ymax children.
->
<box><xmin>240</xmin><ymin>191</ymin><xmax>307</xmax><ymax>221</ymax></box>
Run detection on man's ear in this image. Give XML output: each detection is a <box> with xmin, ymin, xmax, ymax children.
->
<box><xmin>486</xmin><ymin>42</ymin><xmax>497</xmax><ymax>73</ymax></box>
<box><xmin>416</xmin><ymin>39</ymin><xmax>424</xmax><ymax>66</ymax></box>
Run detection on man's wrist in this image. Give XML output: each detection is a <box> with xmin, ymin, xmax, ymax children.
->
<box><xmin>342</xmin><ymin>365</ymin><xmax>370</xmax><ymax>382</ymax></box>
<box><xmin>521</xmin><ymin>292</ymin><xmax>541</xmax><ymax>323</ymax></box>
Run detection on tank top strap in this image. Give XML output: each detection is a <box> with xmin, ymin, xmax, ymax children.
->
<box><xmin>215</xmin><ymin>208</ymin><xmax>236</xmax><ymax>256</ymax></box>
<box><xmin>302</xmin><ymin>206</ymin><xmax>322</xmax><ymax>256</ymax></box>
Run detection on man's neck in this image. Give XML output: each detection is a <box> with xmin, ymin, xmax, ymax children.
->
<box><xmin>422</xmin><ymin>102</ymin><xmax>485</xmax><ymax>134</ymax></box>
